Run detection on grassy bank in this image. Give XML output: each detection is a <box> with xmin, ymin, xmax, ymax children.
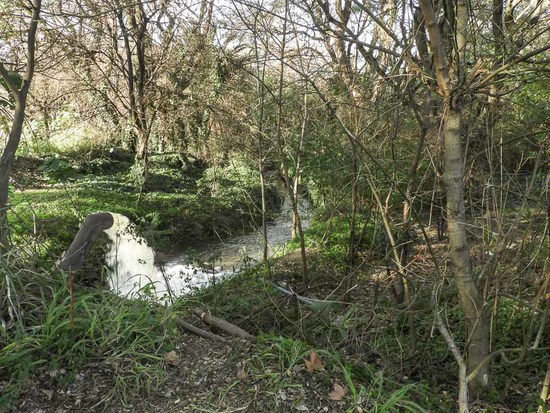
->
<box><xmin>1</xmin><ymin>210</ymin><xmax>548</xmax><ymax>412</ymax></box>
<box><xmin>9</xmin><ymin>150</ymin><xmax>282</xmax><ymax>259</ymax></box>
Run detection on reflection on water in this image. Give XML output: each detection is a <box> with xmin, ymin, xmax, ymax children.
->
<box><xmin>104</xmin><ymin>197</ymin><xmax>309</xmax><ymax>300</ymax></box>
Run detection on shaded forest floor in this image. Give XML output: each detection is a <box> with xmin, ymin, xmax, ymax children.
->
<box><xmin>5</xmin><ymin>232</ymin><xmax>548</xmax><ymax>412</ymax></box>
<box><xmin>12</xmin><ymin>333</ymin><xmax>359</xmax><ymax>413</ymax></box>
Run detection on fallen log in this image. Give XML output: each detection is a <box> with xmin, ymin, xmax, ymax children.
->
<box><xmin>190</xmin><ymin>307</ymin><xmax>252</xmax><ymax>340</ymax></box>
<box><xmin>175</xmin><ymin>318</ymin><xmax>227</xmax><ymax>342</ymax></box>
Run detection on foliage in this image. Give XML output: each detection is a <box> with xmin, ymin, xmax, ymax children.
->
<box><xmin>9</xmin><ymin>150</ymin><xmax>282</xmax><ymax>261</ymax></box>
<box><xmin>198</xmin><ymin>159</ymin><xmax>261</xmax><ymax>200</ymax></box>
<box><xmin>38</xmin><ymin>155</ymin><xmax>75</xmax><ymax>182</ymax></box>
<box><xmin>284</xmin><ymin>215</ymin><xmax>386</xmax><ymax>263</ymax></box>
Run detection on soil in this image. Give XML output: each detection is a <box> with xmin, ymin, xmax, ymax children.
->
<box><xmin>9</xmin><ymin>332</ymin><xmax>351</xmax><ymax>413</ymax></box>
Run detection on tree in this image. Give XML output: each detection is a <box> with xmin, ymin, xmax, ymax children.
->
<box><xmin>291</xmin><ymin>0</ymin><xmax>549</xmax><ymax>408</ymax></box>
<box><xmin>0</xmin><ymin>0</ymin><xmax>42</xmax><ymax>250</ymax></box>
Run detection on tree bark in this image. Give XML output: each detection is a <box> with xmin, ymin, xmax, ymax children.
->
<box><xmin>275</xmin><ymin>0</ymin><xmax>307</xmax><ymax>282</ymax></box>
<box><xmin>176</xmin><ymin>318</ymin><xmax>227</xmax><ymax>342</ymax></box>
<box><xmin>189</xmin><ymin>307</ymin><xmax>252</xmax><ymax>340</ymax></box>
<box><xmin>419</xmin><ymin>0</ymin><xmax>491</xmax><ymax>397</ymax></box>
<box><xmin>443</xmin><ymin>103</ymin><xmax>490</xmax><ymax>394</ymax></box>
<box><xmin>252</xmin><ymin>21</ymin><xmax>269</xmax><ymax>264</ymax></box>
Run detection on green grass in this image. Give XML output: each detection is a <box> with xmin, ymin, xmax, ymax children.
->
<box><xmin>9</xmin><ymin>152</ymin><xmax>282</xmax><ymax>258</ymax></box>
<box><xmin>283</xmin><ymin>215</ymin><xmax>388</xmax><ymax>265</ymax></box>
<box><xmin>0</xmin><ymin>262</ymin><xmax>176</xmax><ymax>409</ymax></box>
<box><xmin>239</xmin><ymin>334</ymin><xmax>430</xmax><ymax>412</ymax></box>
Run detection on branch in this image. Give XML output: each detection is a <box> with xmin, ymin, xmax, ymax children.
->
<box><xmin>418</xmin><ymin>0</ymin><xmax>452</xmax><ymax>96</ymax></box>
<box><xmin>434</xmin><ymin>310</ymin><xmax>466</xmax><ymax>367</ymax></box>
<box><xmin>175</xmin><ymin>318</ymin><xmax>227</xmax><ymax>342</ymax></box>
<box><xmin>473</xmin><ymin>43</ymin><xmax>550</xmax><ymax>89</ymax></box>
<box><xmin>0</xmin><ymin>63</ymin><xmax>20</xmax><ymax>98</ymax></box>
<box><xmin>349</xmin><ymin>0</ymin><xmax>404</xmax><ymax>48</ymax></box>
<box><xmin>434</xmin><ymin>309</ymin><xmax>469</xmax><ymax>413</ymax></box>
<box><xmin>190</xmin><ymin>307</ymin><xmax>252</xmax><ymax>340</ymax></box>
<box><xmin>22</xmin><ymin>0</ymin><xmax>42</xmax><ymax>93</ymax></box>
<box><xmin>466</xmin><ymin>346</ymin><xmax>550</xmax><ymax>383</ymax></box>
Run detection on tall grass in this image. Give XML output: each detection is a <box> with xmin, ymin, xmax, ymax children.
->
<box><xmin>0</xmin><ymin>255</ymin><xmax>175</xmax><ymax>409</ymax></box>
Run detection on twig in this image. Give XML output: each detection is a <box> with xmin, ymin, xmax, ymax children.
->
<box><xmin>466</xmin><ymin>346</ymin><xmax>550</xmax><ymax>383</ymax></box>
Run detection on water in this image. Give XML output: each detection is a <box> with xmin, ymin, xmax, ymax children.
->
<box><xmin>103</xmin><ymin>198</ymin><xmax>309</xmax><ymax>301</ymax></box>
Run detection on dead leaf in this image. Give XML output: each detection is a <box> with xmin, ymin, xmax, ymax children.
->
<box><xmin>236</xmin><ymin>368</ymin><xmax>248</xmax><ymax>380</ymax></box>
<box><xmin>304</xmin><ymin>351</ymin><xmax>323</xmax><ymax>372</ymax></box>
<box><xmin>41</xmin><ymin>389</ymin><xmax>54</xmax><ymax>400</ymax></box>
<box><xmin>163</xmin><ymin>350</ymin><xmax>180</xmax><ymax>366</ymax></box>
<box><xmin>328</xmin><ymin>382</ymin><xmax>348</xmax><ymax>401</ymax></box>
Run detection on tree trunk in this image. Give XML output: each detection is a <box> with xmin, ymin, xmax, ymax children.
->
<box><xmin>291</xmin><ymin>93</ymin><xmax>307</xmax><ymax>240</ymax></box>
<box><xmin>443</xmin><ymin>103</ymin><xmax>490</xmax><ymax>394</ymax></box>
<box><xmin>252</xmin><ymin>12</ymin><xmax>269</xmax><ymax>264</ymax></box>
<box><xmin>0</xmin><ymin>0</ymin><xmax>41</xmax><ymax>251</ymax></box>
<box><xmin>0</xmin><ymin>97</ymin><xmax>26</xmax><ymax>250</ymax></box>
<box><xmin>275</xmin><ymin>0</ymin><xmax>307</xmax><ymax>282</ymax></box>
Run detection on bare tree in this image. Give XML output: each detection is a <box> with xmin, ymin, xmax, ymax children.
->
<box><xmin>275</xmin><ymin>0</ymin><xmax>308</xmax><ymax>281</ymax></box>
<box><xmin>0</xmin><ymin>0</ymin><xmax>42</xmax><ymax>250</ymax></box>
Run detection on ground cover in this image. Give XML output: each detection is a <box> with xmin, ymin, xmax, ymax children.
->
<box><xmin>1</xmin><ymin>151</ymin><xmax>548</xmax><ymax>413</ymax></box>
<box><xmin>2</xmin><ymin>210</ymin><xmax>547</xmax><ymax>412</ymax></box>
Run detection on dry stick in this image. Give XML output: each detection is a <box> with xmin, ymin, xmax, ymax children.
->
<box><xmin>175</xmin><ymin>318</ymin><xmax>227</xmax><ymax>342</ymax></box>
<box><xmin>434</xmin><ymin>309</ymin><xmax>469</xmax><ymax>413</ymax></box>
<box><xmin>539</xmin><ymin>358</ymin><xmax>550</xmax><ymax>413</ymax></box>
<box><xmin>190</xmin><ymin>307</ymin><xmax>252</xmax><ymax>340</ymax></box>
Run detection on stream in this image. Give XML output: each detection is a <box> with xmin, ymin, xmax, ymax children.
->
<box><xmin>105</xmin><ymin>197</ymin><xmax>310</xmax><ymax>300</ymax></box>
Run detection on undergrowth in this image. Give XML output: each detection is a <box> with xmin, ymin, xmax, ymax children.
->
<box><xmin>190</xmin><ymin>214</ymin><xmax>549</xmax><ymax>412</ymax></box>
<box><xmin>3</xmin><ymin>152</ymin><xmax>548</xmax><ymax>412</ymax></box>
<box><xmin>0</xmin><ymin>259</ymin><xmax>176</xmax><ymax>410</ymax></box>
<box><xmin>10</xmin><ymin>151</ymin><xmax>282</xmax><ymax>257</ymax></box>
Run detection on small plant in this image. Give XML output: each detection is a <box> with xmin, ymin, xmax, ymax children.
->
<box><xmin>38</xmin><ymin>154</ymin><xmax>75</xmax><ymax>182</ymax></box>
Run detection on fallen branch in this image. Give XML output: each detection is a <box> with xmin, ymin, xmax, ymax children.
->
<box><xmin>269</xmin><ymin>282</ymin><xmax>345</xmax><ymax>311</ymax></box>
<box><xmin>175</xmin><ymin>318</ymin><xmax>227</xmax><ymax>342</ymax></box>
<box><xmin>189</xmin><ymin>307</ymin><xmax>252</xmax><ymax>340</ymax></box>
